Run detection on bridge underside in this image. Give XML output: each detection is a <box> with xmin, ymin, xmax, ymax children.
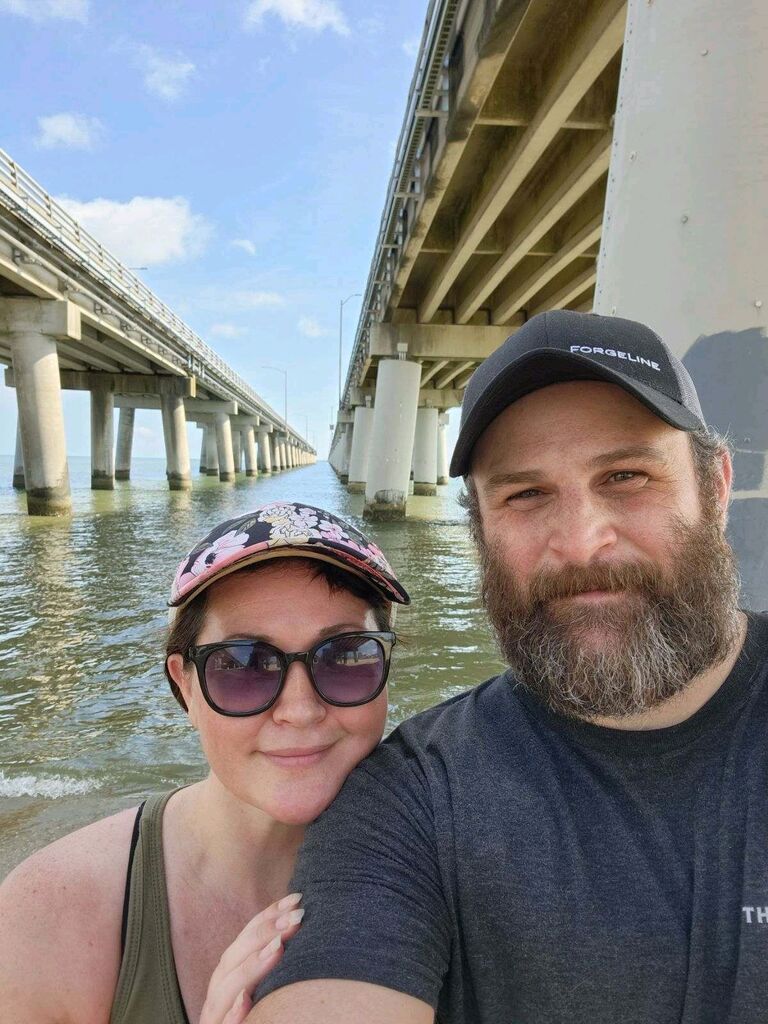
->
<box><xmin>336</xmin><ymin>0</ymin><xmax>627</xmax><ymax>515</ymax></box>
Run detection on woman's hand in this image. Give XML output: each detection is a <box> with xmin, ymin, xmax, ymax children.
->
<box><xmin>199</xmin><ymin>892</ymin><xmax>304</xmax><ymax>1024</ymax></box>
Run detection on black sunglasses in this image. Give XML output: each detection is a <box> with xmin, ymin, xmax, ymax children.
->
<box><xmin>186</xmin><ymin>631</ymin><xmax>396</xmax><ymax>717</ymax></box>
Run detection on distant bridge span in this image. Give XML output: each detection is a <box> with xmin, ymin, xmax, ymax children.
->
<box><xmin>0</xmin><ymin>150</ymin><xmax>315</xmax><ymax>514</ymax></box>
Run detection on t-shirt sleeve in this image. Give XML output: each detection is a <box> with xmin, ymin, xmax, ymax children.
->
<box><xmin>256</xmin><ymin>742</ymin><xmax>451</xmax><ymax>1008</ymax></box>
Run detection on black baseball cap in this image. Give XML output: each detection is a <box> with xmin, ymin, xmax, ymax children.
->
<box><xmin>450</xmin><ymin>310</ymin><xmax>706</xmax><ymax>477</ymax></box>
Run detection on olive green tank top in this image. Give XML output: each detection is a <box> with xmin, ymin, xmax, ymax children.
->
<box><xmin>110</xmin><ymin>791</ymin><xmax>190</xmax><ymax>1024</ymax></box>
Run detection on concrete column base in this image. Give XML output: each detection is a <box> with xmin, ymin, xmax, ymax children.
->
<box><xmin>347</xmin><ymin>481</ymin><xmax>366</xmax><ymax>494</ymax></box>
<box><xmin>13</xmin><ymin>423</ymin><xmax>25</xmax><ymax>490</ymax></box>
<box><xmin>414</xmin><ymin>482</ymin><xmax>437</xmax><ymax>496</ymax></box>
<box><xmin>363</xmin><ymin>494</ymin><xmax>407</xmax><ymax>520</ymax></box>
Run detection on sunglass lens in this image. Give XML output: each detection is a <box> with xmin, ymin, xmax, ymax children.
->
<box><xmin>204</xmin><ymin>643</ymin><xmax>282</xmax><ymax>714</ymax></box>
<box><xmin>312</xmin><ymin>636</ymin><xmax>386</xmax><ymax>705</ymax></box>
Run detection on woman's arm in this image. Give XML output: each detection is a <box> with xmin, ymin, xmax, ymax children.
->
<box><xmin>0</xmin><ymin>807</ymin><xmax>138</xmax><ymax>1024</ymax></box>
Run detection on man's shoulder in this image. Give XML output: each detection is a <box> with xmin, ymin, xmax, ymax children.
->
<box><xmin>360</xmin><ymin>670</ymin><xmax>526</xmax><ymax>778</ymax></box>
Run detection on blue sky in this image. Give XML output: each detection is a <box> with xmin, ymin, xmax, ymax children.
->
<box><xmin>0</xmin><ymin>0</ymin><xmax>427</xmax><ymax>458</ymax></box>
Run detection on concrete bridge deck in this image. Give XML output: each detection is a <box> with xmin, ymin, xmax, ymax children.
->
<box><xmin>0</xmin><ymin>149</ymin><xmax>315</xmax><ymax>513</ymax></box>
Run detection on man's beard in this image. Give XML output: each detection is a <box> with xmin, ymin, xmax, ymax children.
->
<box><xmin>479</xmin><ymin>512</ymin><xmax>741</xmax><ymax>720</ymax></box>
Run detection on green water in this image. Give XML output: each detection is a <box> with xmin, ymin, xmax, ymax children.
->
<box><xmin>0</xmin><ymin>456</ymin><xmax>502</xmax><ymax>877</ymax></box>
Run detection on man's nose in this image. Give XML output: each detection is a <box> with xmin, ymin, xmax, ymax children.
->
<box><xmin>270</xmin><ymin>661</ymin><xmax>327</xmax><ymax>727</ymax></box>
<box><xmin>545</xmin><ymin>491</ymin><xmax>618</xmax><ymax>565</ymax></box>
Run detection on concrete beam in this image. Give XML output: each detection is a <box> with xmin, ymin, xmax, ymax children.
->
<box><xmin>458</xmin><ymin>130</ymin><xmax>613</xmax><ymax>324</ymax></box>
<box><xmin>370</xmin><ymin>323</ymin><xmax>510</xmax><ymax>361</ymax></box>
<box><xmin>528</xmin><ymin>263</ymin><xmax>597</xmax><ymax>318</ymax></box>
<box><xmin>4</xmin><ymin>368</ymin><xmax>197</xmax><ymax>398</ymax></box>
<box><xmin>417</xmin><ymin>0</ymin><xmax>625</xmax><ymax>323</ymax></box>
<box><xmin>0</xmin><ymin>297</ymin><xmax>81</xmax><ymax>340</ymax></box>
<box><xmin>491</xmin><ymin>212</ymin><xmax>603</xmax><ymax>323</ymax></box>
<box><xmin>112</xmin><ymin>394</ymin><xmax>237</xmax><ymax>415</ymax></box>
<box><xmin>230</xmin><ymin>414</ymin><xmax>260</xmax><ymax>428</ymax></box>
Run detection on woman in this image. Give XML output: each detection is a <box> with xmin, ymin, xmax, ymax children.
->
<box><xmin>0</xmin><ymin>501</ymin><xmax>409</xmax><ymax>1024</ymax></box>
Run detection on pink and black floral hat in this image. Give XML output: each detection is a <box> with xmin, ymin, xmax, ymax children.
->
<box><xmin>169</xmin><ymin>501</ymin><xmax>410</xmax><ymax>614</ymax></box>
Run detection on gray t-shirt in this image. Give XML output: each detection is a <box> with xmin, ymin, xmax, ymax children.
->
<box><xmin>259</xmin><ymin>612</ymin><xmax>768</xmax><ymax>1023</ymax></box>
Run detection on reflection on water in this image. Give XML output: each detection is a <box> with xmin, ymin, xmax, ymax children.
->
<box><xmin>0</xmin><ymin>456</ymin><xmax>502</xmax><ymax>875</ymax></box>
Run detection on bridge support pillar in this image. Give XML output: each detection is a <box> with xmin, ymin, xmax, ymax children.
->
<box><xmin>115</xmin><ymin>407</ymin><xmax>134</xmax><ymax>481</ymax></box>
<box><xmin>90</xmin><ymin>383</ymin><xmax>115</xmax><ymax>490</ymax></box>
<box><xmin>257</xmin><ymin>427</ymin><xmax>273</xmax><ymax>473</ymax></box>
<box><xmin>214</xmin><ymin>413</ymin><xmax>236</xmax><ymax>482</ymax></box>
<box><xmin>337</xmin><ymin>424</ymin><xmax>353</xmax><ymax>484</ymax></box>
<box><xmin>13</xmin><ymin>421</ymin><xmax>25</xmax><ymax>490</ymax></box>
<box><xmin>3</xmin><ymin>300</ymin><xmax>75</xmax><ymax>515</ymax></box>
<box><xmin>232</xmin><ymin>430</ymin><xmax>242</xmax><ymax>475</ymax></box>
<box><xmin>161</xmin><ymin>395</ymin><xmax>191</xmax><ymax>490</ymax></box>
<box><xmin>437</xmin><ymin>412</ymin><xmax>450</xmax><ymax>485</ymax></box>
<box><xmin>243</xmin><ymin>425</ymin><xmax>258</xmax><ymax>477</ymax></box>
<box><xmin>595</xmin><ymin>0</ymin><xmax>768</xmax><ymax>608</ymax></box>
<box><xmin>271</xmin><ymin>435</ymin><xmax>281</xmax><ymax>472</ymax></box>
<box><xmin>348</xmin><ymin>405</ymin><xmax>374</xmax><ymax>493</ymax></box>
<box><xmin>413</xmin><ymin>407</ymin><xmax>439</xmax><ymax>496</ymax></box>
<box><xmin>205</xmin><ymin>426</ymin><xmax>219</xmax><ymax>477</ymax></box>
<box><xmin>199</xmin><ymin>428</ymin><xmax>207</xmax><ymax>474</ymax></box>
<box><xmin>364</xmin><ymin>357</ymin><xmax>421</xmax><ymax>520</ymax></box>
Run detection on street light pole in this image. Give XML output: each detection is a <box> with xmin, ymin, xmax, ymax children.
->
<box><xmin>339</xmin><ymin>293</ymin><xmax>361</xmax><ymax>408</ymax></box>
<box><xmin>261</xmin><ymin>365</ymin><xmax>288</xmax><ymax>428</ymax></box>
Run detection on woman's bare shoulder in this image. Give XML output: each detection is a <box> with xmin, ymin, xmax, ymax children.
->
<box><xmin>0</xmin><ymin>805</ymin><xmax>141</xmax><ymax>1024</ymax></box>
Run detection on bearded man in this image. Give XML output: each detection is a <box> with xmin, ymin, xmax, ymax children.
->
<box><xmin>249</xmin><ymin>311</ymin><xmax>766</xmax><ymax>1024</ymax></box>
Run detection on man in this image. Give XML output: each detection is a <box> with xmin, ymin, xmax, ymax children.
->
<box><xmin>249</xmin><ymin>310</ymin><xmax>767</xmax><ymax>1024</ymax></box>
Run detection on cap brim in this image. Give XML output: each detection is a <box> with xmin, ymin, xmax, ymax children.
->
<box><xmin>169</xmin><ymin>544</ymin><xmax>410</xmax><ymax>617</ymax></box>
<box><xmin>450</xmin><ymin>349</ymin><xmax>704</xmax><ymax>477</ymax></box>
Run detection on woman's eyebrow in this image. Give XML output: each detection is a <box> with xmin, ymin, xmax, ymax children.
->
<box><xmin>217</xmin><ymin>623</ymin><xmax>368</xmax><ymax>645</ymax></box>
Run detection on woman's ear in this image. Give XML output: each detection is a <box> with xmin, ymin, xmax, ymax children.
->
<box><xmin>166</xmin><ymin>653</ymin><xmax>200</xmax><ymax>728</ymax></box>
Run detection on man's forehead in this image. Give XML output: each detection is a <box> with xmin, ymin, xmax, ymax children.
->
<box><xmin>471</xmin><ymin>382</ymin><xmax>689</xmax><ymax>476</ymax></box>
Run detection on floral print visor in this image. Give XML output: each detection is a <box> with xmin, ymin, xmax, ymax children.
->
<box><xmin>170</xmin><ymin>502</ymin><xmax>410</xmax><ymax>611</ymax></box>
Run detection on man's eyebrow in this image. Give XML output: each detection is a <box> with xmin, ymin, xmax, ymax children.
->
<box><xmin>587</xmin><ymin>445</ymin><xmax>670</xmax><ymax>469</ymax></box>
<box><xmin>481</xmin><ymin>445</ymin><xmax>670</xmax><ymax>493</ymax></box>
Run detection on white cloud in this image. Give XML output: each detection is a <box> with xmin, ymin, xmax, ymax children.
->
<box><xmin>35</xmin><ymin>112</ymin><xmax>103</xmax><ymax>150</ymax></box>
<box><xmin>402</xmin><ymin>36</ymin><xmax>420</xmax><ymax>59</ymax></box>
<box><xmin>231</xmin><ymin>238</ymin><xmax>257</xmax><ymax>256</ymax></box>
<box><xmin>138</xmin><ymin>46</ymin><xmax>195</xmax><ymax>101</ymax></box>
<box><xmin>210</xmin><ymin>323</ymin><xmax>245</xmax><ymax>338</ymax></box>
<box><xmin>56</xmin><ymin>195</ymin><xmax>211</xmax><ymax>266</ymax></box>
<box><xmin>298</xmin><ymin>316</ymin><xmax>328</xmax><ymax>338</ymax></box>
<box><xmin>245</xmin><ymin>0</ymin><xmax>349</xmax><ymax>36</ymax></box>
<box><xmin>0</xmin><ymin>0</ymin><xmax>87</xmax><ymax>22</ymax></box>
<box><xmin>230</xmin><ymin>290</ymin><xmax>285</xmax><ymax>309</ymax></box>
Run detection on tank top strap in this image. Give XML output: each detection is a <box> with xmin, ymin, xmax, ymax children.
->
<box><xmin>110</xmin><ymin>790</ymin><xmax>190</xmax><ymax>1024</ymax></box>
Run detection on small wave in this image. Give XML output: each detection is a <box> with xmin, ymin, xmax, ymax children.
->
<box><xmin>0</xmin><ymin>771</ymin><xmax>98</xmax><ymax>799</ymax></box>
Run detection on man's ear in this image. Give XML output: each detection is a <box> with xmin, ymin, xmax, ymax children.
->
<box><xmin>715</xmin><ymin>448</ymin><xmax>733</xmax><ymax>526</ymax></box>
<box><xmin>166</xmin><ymin>653</ymin><xmax>200</xmax><ymax>728</ymax></box>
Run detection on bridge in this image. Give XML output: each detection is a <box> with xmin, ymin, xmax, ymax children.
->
<box><xmin>329</xmin><ymin>0</ymin><xmax>768</xmax><ymax>607</ymax></box>
<box><xmin>0</xmin><ymin>149</ymin><xmax>315</xmax><ymax>516</ymax></box>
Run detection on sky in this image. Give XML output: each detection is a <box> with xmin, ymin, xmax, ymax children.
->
<box><xmin>0</xmin><ymin>0</ymin><xmax>428</xmax><ymax>458</ymax></box>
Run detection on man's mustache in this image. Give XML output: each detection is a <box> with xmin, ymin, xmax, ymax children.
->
<box><xmin>523</xmin><ymin>560</ymin><xmax>665</xmax><ymax>607</ymax></box>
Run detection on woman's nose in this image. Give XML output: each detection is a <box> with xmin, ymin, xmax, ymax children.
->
<box><xmin>270</xmin><ymin>661</ymin><xmax>327</xmax><ymax>726</ymax></box>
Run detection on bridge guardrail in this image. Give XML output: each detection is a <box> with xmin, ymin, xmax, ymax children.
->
<box><xmin>0</xmin><ymin>149</ymin><xmax>309</xmax><ymax>446</ymax></box>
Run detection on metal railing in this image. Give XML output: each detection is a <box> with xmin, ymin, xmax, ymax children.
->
<box><xmin>0</xmin><ymin>148</ymin><xmax>311</xmax><ymax>447</ymax></box>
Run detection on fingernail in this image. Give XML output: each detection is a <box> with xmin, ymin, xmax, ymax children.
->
<box><xmin>237</xmin><ymin>988</ymin><xmax>249</xmax><ymax>1008</ymax></box>
<box><xmin>276</xmin><ymin>908</ymin><xmax>305</xmax><ymax>930</ymax></box>
<box><xmin>259</xmin><ymin>934</ymin><xmax>282</xmax><ymax>960</ymax></box>
<box><xmin>277</xmin><ymin>892</ymin><xmax>302</xmax><ymax>911</ymax></box>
